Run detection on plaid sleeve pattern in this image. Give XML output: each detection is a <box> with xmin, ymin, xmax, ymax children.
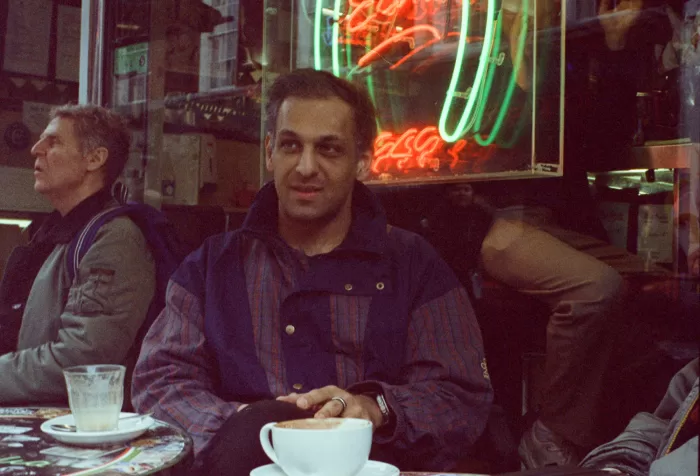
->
<box><xmin>131</xmin><ymin>281</ymin><xmax>241</xmax><ymax>454</ymax></box>
<box><xmin>372</xmin><ymin>286</ymin><xmax>493</xmax><ymax>468</ymax></box>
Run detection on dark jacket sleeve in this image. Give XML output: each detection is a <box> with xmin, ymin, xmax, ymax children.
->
<box><xmin>131</xmin><ymin>241</ymin><xmax>243</xmax><ymax>456</ymax></box>
<box><xmin>350</xmin><ymin>235</ymin><xmax>493</xmax><ymax>471</ymax></box>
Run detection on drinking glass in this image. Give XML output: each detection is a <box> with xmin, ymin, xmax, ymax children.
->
<box><xmin>63</xmin><ymin>365</ymin><xmax>125</xmax><ymax>432</ymax></box>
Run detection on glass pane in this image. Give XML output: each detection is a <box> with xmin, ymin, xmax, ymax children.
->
<box><xmin>262</xmin><ymin>0</ymin><xmax>565</xmax><ymax>185</ymax></box>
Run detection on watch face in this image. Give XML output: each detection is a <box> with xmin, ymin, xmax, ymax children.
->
<box><xmin>376</xmin><ymin>394</ymin><xmax>390</xmax><ymax>418</ymax></box>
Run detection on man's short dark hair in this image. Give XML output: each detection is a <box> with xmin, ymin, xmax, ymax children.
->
<box><xmin>50</xmin><ymin>104</ymin><xmax>131</xmax><ymax>187</ymax></box>
<box><xmin>265</xmin><ymin>69</ymin><xmax>378</xmax><ymax>156</ymax></box>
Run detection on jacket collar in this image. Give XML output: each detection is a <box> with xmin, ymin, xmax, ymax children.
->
<box><xmin>32</xmin><ymin>188</ymin><xmax>116</xmax><ymax>245</ymax></box>
<box><xmin>242</xmin><ymin>181</ymin><xmax>389</xmax><ymax>256</ymax></box>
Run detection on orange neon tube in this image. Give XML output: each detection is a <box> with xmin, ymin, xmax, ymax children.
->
<box><xmin>357</xmin><ymin>25</ymin><xmax>441</xmax><ymax>68</ymax></box>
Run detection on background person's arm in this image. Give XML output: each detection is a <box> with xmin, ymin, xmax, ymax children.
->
<box><xmin>0</xmin><ymin>218</ymin><xmax>155</xmax><ymax>403</ymax></box>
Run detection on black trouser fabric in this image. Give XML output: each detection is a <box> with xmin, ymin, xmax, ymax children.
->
<box><xmin>197</xmin><ymin>400</ymin><xmax>313</xmax><ymax>476</ymax></box>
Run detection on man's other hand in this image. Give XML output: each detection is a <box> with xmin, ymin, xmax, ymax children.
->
<box><xmin>277</xmin><ymin>385</ymin><xmax>384</xmax><ymax>429</ymax></box>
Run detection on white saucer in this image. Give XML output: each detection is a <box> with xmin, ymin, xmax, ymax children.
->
<box><xmin>250</xmin><ymin>460</ymin><xmax>400</xmax><ymax>476</ymax></box>
<box><xmin>40</xmin><ymin>412</ymin><xmax>154</xmax><ymax>446</ymax></box>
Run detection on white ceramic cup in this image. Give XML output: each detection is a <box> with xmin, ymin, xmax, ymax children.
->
<box><xmin>63</xmin><ymin>364</ymin><xmax>125</xmax><ymax>432</ymax></box>
<box><xmin>259</xmin><ymin>418</ymin><xmax>372</xmax><ymax>476</ymax></box>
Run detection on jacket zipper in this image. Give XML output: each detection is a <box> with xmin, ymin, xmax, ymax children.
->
<box><xmin>664</xmin><ymin>393</ymin><xmax>699</xmax><ymax>455</ymax></box>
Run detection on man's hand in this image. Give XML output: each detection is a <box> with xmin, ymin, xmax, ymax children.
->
<box><xmin>277</xmin><ymin>385</ymin><xmax>384</xmax><ymax>429</ymax></box>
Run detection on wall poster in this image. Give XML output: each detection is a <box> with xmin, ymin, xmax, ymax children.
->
<box><xmin>2</xmin><ymin>0</ymin><xmax>52</xmax><ymax>77</ymax></box>
<box><xmin>56</xmin><ymin>6</ymin><xmax>82</xmax><ymax>82</ymax></box>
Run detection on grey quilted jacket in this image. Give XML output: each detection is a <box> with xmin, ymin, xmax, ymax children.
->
<box><xmin>581</xmin><ymin>358</ymin><xmax>698</xmax><ymax>476</ymax></box>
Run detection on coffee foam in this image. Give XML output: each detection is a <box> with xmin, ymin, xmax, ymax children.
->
<box><xmin>276</xmin><ymin>418</ymin><xmax>367</xmax><ymax>430</ymax></box>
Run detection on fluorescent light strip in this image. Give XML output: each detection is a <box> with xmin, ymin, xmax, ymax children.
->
<box><xmin>332</xmin><ymin>0</ymin><xmax>342</xmax><ymax>76</ymax></box>
<box><xmin>0</xmin><ymin>218</ymin><xmax>32</xmax><ymax>229</ymax></box>
<box><xmin>314</xmin><ymin>0</ymin><xmax>324</xmax><ymax>70</ymax></box>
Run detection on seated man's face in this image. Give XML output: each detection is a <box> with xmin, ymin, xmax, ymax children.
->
<box><xmin>448</xmin><ymin>183</ymin><xmax>474</xmax><ymax>208</ymax></box>
<box><xmin>265</xmin><ymin>96</ymin><xmax>371</xmax><ymax>225</ymax></box>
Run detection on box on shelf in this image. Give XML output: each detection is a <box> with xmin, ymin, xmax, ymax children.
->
<box><xmin>162</xmin><ymin>133</ymin><xmax>217</xmax><ymax>205</ymax></box>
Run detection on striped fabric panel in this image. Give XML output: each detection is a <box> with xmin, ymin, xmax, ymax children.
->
<box><xmin>241</xmin><ymin>238</ymin><xmax>377</xmax><ymax>396</ymax></box>
<box><xmin>407</xmin><ymin>286</ymin><xmax>484</xmax><ymax>384</ymax></box>
<box><xmin>134</xmin><ymin>282</ymin><xmax>240</xmax><ymax>454</ymax></box>
<box><xmin>401</xmin><ymin>286</ymin><xmax>490</xmax><ymax>435</ymax></box>
<box><xmin>245</xmin><ymin>240</ymin><xmax>291</xmax><ymax>397</ymax></box>
<box><xmin>329</xmin><ymin>294</ymin><xmax>373</xmax><ymax>388</ymax></box>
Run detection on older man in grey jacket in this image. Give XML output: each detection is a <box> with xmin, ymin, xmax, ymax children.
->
<box><xmin>580</xmin><ymin>357</ymin><xmax>699</xmax><ymax>476</ymax></box>
<box><xmin>0</xmin><ymin>104</ymin><xmax>155</xmax><ymax>404</ymax></box>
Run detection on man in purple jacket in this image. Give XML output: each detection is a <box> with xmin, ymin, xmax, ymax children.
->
<box><xmin>131</xmin><ymin>69</ymin><xmax>493</xmax><ymax>475</ymax></box>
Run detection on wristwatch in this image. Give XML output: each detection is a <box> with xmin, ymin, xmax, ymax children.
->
<box><xmin>369</xmin><ymin>392</ymin><xmax>392</xmax><ymax>428</ymax></box>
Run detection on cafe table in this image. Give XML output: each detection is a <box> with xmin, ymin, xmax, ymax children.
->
<box><xmin>0</xmin><ymin>407</ymin><xmax>192</xmax><ymax>475</ymax></box>
<box><xmin>400</xmin><ymin>469</ymin><xmax>617</xmax><ymax>475</ymax></box>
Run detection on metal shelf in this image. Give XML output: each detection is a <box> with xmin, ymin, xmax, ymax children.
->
<box><xmin>629</xmin><ymin>143</ymin><xmax>698</xmax><ymax>170</ymax></box>
<box><xmin>590</xmin><ymin>143</ymin><xmax>699</xmax><ymax>171</ymax></box>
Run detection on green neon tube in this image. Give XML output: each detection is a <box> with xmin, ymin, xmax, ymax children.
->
<box><xmin>364</xmin><ymin>40</ymin><xmax>382</xmax><ymax>133</ymax></box>
<box><xmin>314</xmin><ymin>0</ymin><xmax>324</xmax><ymax>70</ymax></box>
<box><xmin>475</xmin><ymin>0</ymin><xmax>529</xmax><ymax>146</ymax></box>
<box><xmin>345</xmin><ymin>21</ymin><xmax>353</xmax><ymax>73</ymax></box>
<box><xmin>438</xmin><ymin>0</ymin><xmax>473</xmax><ymax>142</ymax></box>
<box><xmin>473</xmin><ymin>13</ymin><xmax>503</xmax><ymax>134</ymax></box>
<box><xmin>331</xmin><ymin>0</ymin><xmax>342</xmax><ymax>76</ymax></box>
<box><xmin>438</xmin><ymin>0</ymin><xmax>496</xmax><ymax>142</ymax></box>
<box><xmin>498</xmin><ymin>98</ymin><xmax>530</xmax><ymax>148</ymax></box>
<box><xmin>364</xmin><ymin>37</ymin><xmax>379</xmax><ymax>131</ymax></box>
<box><xmin>498</xmin><ymin>15</ymin><xmax>554</xmax><ymax>148</ymax></box>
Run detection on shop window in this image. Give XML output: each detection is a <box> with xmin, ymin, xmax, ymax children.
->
<box><xmin>199</xmin><ymin>0</ymin><xmax>239</xmax><ymax>91</ymax></box>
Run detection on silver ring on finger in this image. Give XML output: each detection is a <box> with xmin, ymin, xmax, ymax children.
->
<box><xmin>331</xmin><ymin>396</ymin><xmax>347</xmax><ymax>413</ymax></box>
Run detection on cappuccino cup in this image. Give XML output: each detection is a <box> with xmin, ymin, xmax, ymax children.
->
<box><xmin>259</xmin><ymin>418</ymin><xmax>372</xmax><ymax>476</ymax></box>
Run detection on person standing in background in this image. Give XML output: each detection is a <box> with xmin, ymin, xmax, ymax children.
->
<box><xmin>423</xmin><ymin>182</ymin><xmax>625</xmax><ymax>469</ymax></box>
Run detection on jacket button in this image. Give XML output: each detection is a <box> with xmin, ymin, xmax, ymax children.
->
<box><xmin>344</xmin><ymin>284</ymin><xmax>353</xmax><ymax>291</ymax></box>
<box><xmin>293</xmin><ymin>383</ymin><xmax>303</xmax><ymax>391</ymax></box>
<box><xmin>376</xmin><ymin>282</ymin><xmax>385</xmax><ymax>290</ymax></box>
<box><xmin>285</xmin><ymin>325</ymin><xmax>295</xmax><ymax>335</ymax></box>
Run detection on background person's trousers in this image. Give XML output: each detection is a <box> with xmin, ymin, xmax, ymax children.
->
<box><xmin>481</xmin><ymin>217</ymin><xmax>627</xmax><ymax>448</ymax></box>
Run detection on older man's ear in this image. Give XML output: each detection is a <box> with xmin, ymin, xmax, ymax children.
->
<box><xmin>86</xmin><ymin>146</ymin><xmax>109</xmax><ymax>173</ymax></box>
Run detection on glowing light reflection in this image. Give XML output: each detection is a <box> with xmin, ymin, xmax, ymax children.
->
<box><xmin>312</xmin><ymin>0</ymin><xmax>530</xmax><ymax>173</ymax></box>
<box><xmin>438</xmin><ymin>0</ymin><xmax>497</xmax><ymax>142</ymax></box>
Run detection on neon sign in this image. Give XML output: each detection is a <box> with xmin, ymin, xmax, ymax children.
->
<box><xmin>356</xmin><ymin>25</ymin><xmax>441</xmax><ymax>68</ymax></box>
<box><xmin>313</xmin><ymin>0</ymin><xmax>531</xmax><ymax>174</ymax></box>
<box><xmin>371</xmin><ymin>126</ymin><xmax>497</xmax><ymax>174</ymax></box>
